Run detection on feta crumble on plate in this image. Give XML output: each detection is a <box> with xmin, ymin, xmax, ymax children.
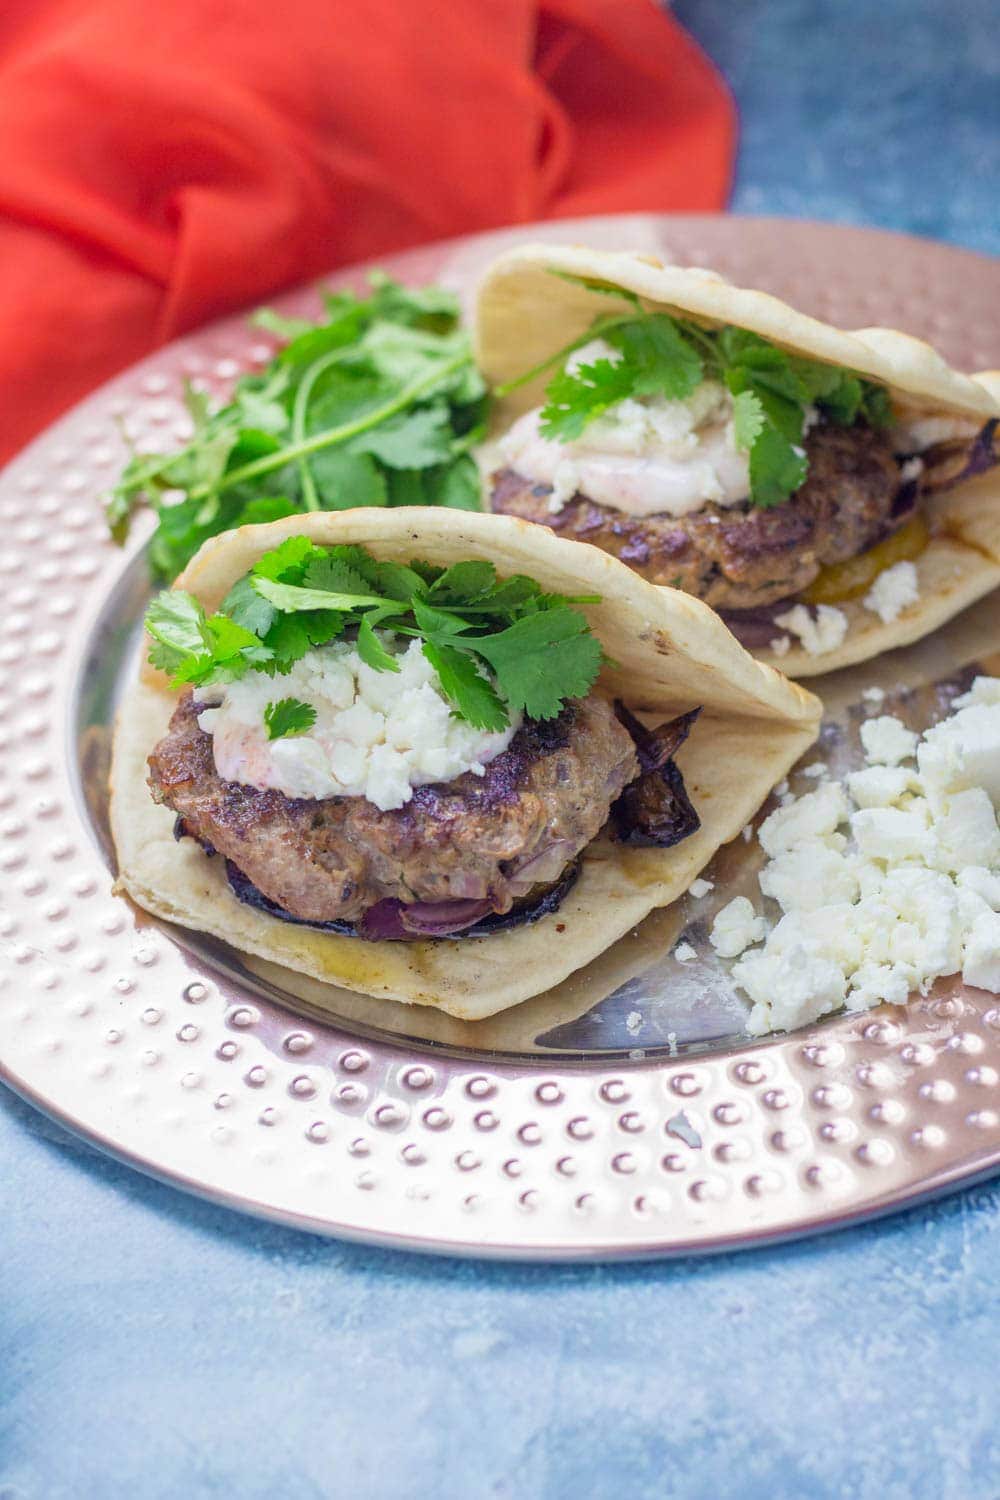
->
<box><xmin>773</xmin><ymin>603</ymin><xmax>849</xmax><ymax>657</ymax></box>
<box><xmin>709</xmin><ymin>677</ymin><xmax>1000</xmax><ymax>1035</ymax></box>
<box><xmin>863</xmin><ymin>560</ymin><xmax>920</xmax><ymax>624</ymax></box>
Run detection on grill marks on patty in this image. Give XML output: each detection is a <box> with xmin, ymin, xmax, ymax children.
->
<box><xmin>491</xmin><ymin>422</ymin><xmax>906</xmax><ymax>611</ymax></box>
<box><xmin>149</xmin><ymin>692</ymin><xmax>639</xmax><ymax>925</ymax></box>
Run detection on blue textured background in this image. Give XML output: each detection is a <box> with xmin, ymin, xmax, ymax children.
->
<box><xmin>3</xmin><ymin>3</ymin><xmax>999</xmax><ymax>1496</ymax></box>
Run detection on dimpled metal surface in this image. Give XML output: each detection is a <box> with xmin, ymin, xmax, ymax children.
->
<box><xmin>1</xmin><ymin>215</ymin><xmax>999</xmax><ymax>1257</ymax></box>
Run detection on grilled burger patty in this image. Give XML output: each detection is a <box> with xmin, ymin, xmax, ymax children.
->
<box><xmin>149</xmin><ymin>691</ymin><xmax>639</xmax><ymax>926</ymax></box>
<box><xmin>491</xmin><ymin>422</ymin><xmax>905</xmax><ymax>611</ymax></box>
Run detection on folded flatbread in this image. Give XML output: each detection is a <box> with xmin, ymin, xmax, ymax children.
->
<box><xmin>111</xmin><ymin>508</ymin><xmax>820</xmax><ymax>1018</ymax></box>
<box><xmin>476</xmin><ymin>243</ymin><xmax>1000</xmax><ymax>677</ymax></box>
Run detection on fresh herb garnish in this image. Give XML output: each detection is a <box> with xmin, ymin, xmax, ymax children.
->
<box><xmin>263</xmin><ymin>698</ymin><xmax>317</xmax><ymax>740</ymax></box>
<box><xmin>145</xmin><ymin>539</ymin><xmax>604</xmax><ymax>731</ymax></box>
<box><xmin>109</xmin><ymin>272</ymin><xmax>488</xmax><ymax>580</ymax></box>
<box><xmin>498</xmin><ymin>275</ymin><xmax>893</xmax><ymax>509</ymax></box>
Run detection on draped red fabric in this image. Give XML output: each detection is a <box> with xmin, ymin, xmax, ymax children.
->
<box><xmin>0</xmin><ymin>0</ymin><xmax>735</xmax><ymax>463</ymax></box>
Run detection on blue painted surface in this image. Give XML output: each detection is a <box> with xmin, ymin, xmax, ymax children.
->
<box><xmin>3</xmin><ymin>3</ymin><xmax>999</xmax><ymax>1496</ymax></box>
<box><xmin>676</xmin><ymin>0</ymin><xmax>1000</xmax><ymax>256</ymax></box>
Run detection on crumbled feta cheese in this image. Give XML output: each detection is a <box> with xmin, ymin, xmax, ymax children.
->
<box><xmin>899</xmin><ymin>456</ymin><xmax>924</xmax><ymax>482</ymax></box>
<box><xmin>801</xmin><ymin>762</ymin><xmax>828</xmax><ymax>779</ymax></box>
<box><xmin>769</xmin><ymin>635</ymin><xmax>791</xmax><ymax>658</ymax></box>
<box><xmin>931</xmin><ymin>788</ymin><xmax>1000</xmax><ymax>873</ymax></box>
<box><xmin>863</xmin><ymin>560</ymin><xmax>920</xmax><ymax>625</ymax></box>
<box><xmin>758</xmin><ymin>781</ymin><xmax>849</xmax><ymax>858</ymax></box>
<box><xmin>845</xmin><ymin>962</ymin><xmax>911</xmax><ymax>1010</ymax></box>
<box><xmin>919</xmin><ymin>702</ymin><xmax>1000</xmax><ymax>805</ymax></box>
<box><xmin>954</xmin><ymin>677</ymin><xmax>1000</xmax><ymax>709</ymax></box>
<box><xmin>739</xmin><ymin>945</ymin><xmax>846</xmax><ymax>1036</ymax></box>
<box><xmin>958</xmin><ymin>866</ymin><xmax>1000</xmax><ymax>908</ymax></box>
<box><xmin>850</xmin><ymin>805</ymin><xmax>930</xmax><ymax>863</ymax></box>
<box><xmin>846</xmin><ymin>766</ymin><xmax>917</xmax><ymax>809</ymax></box>
<box><xmin>195</xmin><ymin>636</ymin><xmax>520</xmax><ymax>811</ymax></box>
<box><xmin>860</xmin><ymin>715</ymin><xmax>918</xmax><ymax>766</ymax></box>
<box><xmin>625</xmin><ymin>1009</ymin><xmax>644</xmax><ymax>1036</ymax></box>
<box><xmin>689</xmin><ymin>878</ymin><xmax>714</xmax><ymax>899</ymax></box>
<box><xmin>674</xmin><ymin>942</ymin><xmax>697</xmax><ymax>964</ymax></box>
<box><xmin>963</xmin><ymin>910</ymin><xmax>1000</xmax><ymax>991</ymax></box>
<box><xmin>710</xmin><ymin>897</ymin><xmax>766</xmax><ymax>958</ymax></box>
<box><xmin>861</xmin><ymin>686</ymin><xmax>886</xmax><ymax>706</ymax></box>
<box><xmin>760</xmin><ymin>845</ymin><xmax>858</xmax><ymax>911</ymax></box>
<box><xmin>773</xmin><ymin>603</ymin><xmax>849</xmax><ymax>657</ymax></box>
<box><xmin>716</xmin><ymin>677</ymin><xmax>1000</xmax><ymax>1035</ymax></box>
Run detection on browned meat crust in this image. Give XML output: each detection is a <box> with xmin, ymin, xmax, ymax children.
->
<box><xmin>491</xmin><ymin>422</ymin><xmax>905</xmax><ymax>610</ymax></box>
<box><xmin>148</xmin><ymin>692</ymin><xmax>639</xmax><ymax>924</ymax></box>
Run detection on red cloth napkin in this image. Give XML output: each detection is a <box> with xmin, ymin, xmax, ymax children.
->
<box><xmin>0</xmin><ymin>0</ymin><xmax>734</xmax><ymax>464</ymax></box>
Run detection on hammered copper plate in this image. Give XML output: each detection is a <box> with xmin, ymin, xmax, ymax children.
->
<box><xmin>1</xmin><ymin>214</ymin><xmax>999</xmax><ymax>1258</ymax></box>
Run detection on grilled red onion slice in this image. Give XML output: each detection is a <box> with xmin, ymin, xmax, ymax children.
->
<box><xmin>224</xmin><ymin>859</ymin><xmax>580</xmax><ymax>942</ymax></box>
<box><xmin>507</xmin><ymin>840</ymin><xmax>576</xmax><ymax>893</ymax></box>
<box><xmin>612</xmin><ymin>703</ymin><xmax>702</xmax><ymax>848</ymax></box>
<box><xmin>920</xmin><ymin>418</ymin><xmax>998</xmax><ymax>494</ymax></box>
<box><xmin>360</xmin><ymin>898</ymin><xmax>494</xmax><ymax>940</ymax></box>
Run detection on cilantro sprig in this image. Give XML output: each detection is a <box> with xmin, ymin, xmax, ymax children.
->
<box><xmin>498</xmin><ymin>275</ymin><xmax>893</xmax><ymax>508</ymax></box>
<box><xmin>264</xmin><ymin>698</ymin><xmax>317</xmax><ymax>741</ymax></box>
<box><xmin>109</xmin><ymin>273</ymin><xmax>488</xmax><ymax>581</ymax></box>
<box><xmin>145</xmin><ymin>538</ymin><xmax>604</xmax><ymax>731</ymax></box>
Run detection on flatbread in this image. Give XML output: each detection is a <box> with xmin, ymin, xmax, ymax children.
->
<box><xmin>474</xmin><ymin>243</ymin><xmax>1000</xmax><ymax>677</ymax></box>
<box><xmin>111</xmin><ymin>508</ymin><xmax>820</xmax><ymax>1018</ymax></box>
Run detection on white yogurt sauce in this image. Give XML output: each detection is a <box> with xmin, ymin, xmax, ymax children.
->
<box><xmin>498</xmin><ymin>341</ymin><xmax>750</xmax><ymax>518</ymax></box>
<box><xmin>193</xmin><ymin>636</ymin><xmax>520</xmax><ymax>812</ymax></box>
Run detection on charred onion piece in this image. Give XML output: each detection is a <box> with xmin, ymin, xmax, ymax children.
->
<box><xmin>613</xmin><ymin>703</ymin><xmax>701</xmax><ymax>772</ymax></box>
<box><xmin>224</xmin><ymin>859</ymin><xmax>580</xmax><ymax>942</ymax></box>
<box><xmin>611</xmin><ymin>704</ymin><xmax>702</xmax><ymax>848</ymax></box>
<box><xmin>919</xmin><ymin>418</ymin><xmax>999</xmax><ymax>494</ymax></box>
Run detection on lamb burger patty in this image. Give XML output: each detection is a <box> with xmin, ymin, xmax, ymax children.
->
<box><xmin>491</xmin><ymin>422</ymin><xmax>905</xmax><ymax>611</ymax></box>
<box><xmin>149</xmin><ymin>691</ymin><xmax>639</xmax><ymax>926</ymax></box>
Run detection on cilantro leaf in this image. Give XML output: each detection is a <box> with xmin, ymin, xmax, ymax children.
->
<box><xmin>429</xmin><ymin>560</ymin><xmax>497</xmax><ymax>601</ymax></box>
<box><xmin>303</xmin><ymin>550</ymin><xmax>375</xmax><ymax>597</ymax></box>
<box><xmin>861</xmin><ymin>383</ymin><xmax>894</xmax><ymax>428</ymax></box>
<box><xmin>349</xmin><ymin>405</ymin><xmax>454</xmax><ymax>469</ymax></box>
<box><xmin>262</xmin><ymin>614</ymin><xmax>312</xmax><ymax>674</ymax></box>
<box><xmin>222</xmin><ymin>574</ymin><xmax>277</xmax><ymax>637</ymax></box>
<box><xmin>731</xmin><ymin>390</ymin><xmax>765</xmax><ymax>451</ymax></box>
<box><xmin>306</xmin><ymin>449</ymin><xmax>388</xmax><ymax>510</ymax></box>
<box><xmin>412</xmin><ymin>598</ymin><xmax>478</xmax><ymax>640</ymax></box>
<box><xmin>264</xmin><ymin>698</ymin><xmax>317</xmax><ymax>740</ymax></box>
<box><xmin>748</xmin><ymin>426</ymin><xmax>809</xmax><ymax>508</ymax></box>
<box><xmin>473</xmin><ymin>610</ymin><xmax>603</xmax><ymax>721</ymax></box>
<box><xmin>421</xmin><ymin>642</ymin><xmax>509</xmax><ymax>732</ymax></box>
<box><xmin>603</xmin><ymin>314</ymin><xmax>702</xmax><ymax>400</ymax></box>
<box><xmin>252</xmin><ymin>535</ymin><xmax>317</xmax><ymax>582</ymax></box>
<box><xmin>146</xmin><ymin>590</ymin><xmax>271</xmax><ymax>687</ymax></box>
<box><xmin>356</xmin><ymin>616</ymin><xmax>400</xmax><ymax>673</ymax></box>
<box><xmin>540</xmin><ymin>358</ymin><xmax>639</xmax><ymax>442</ymax></box>
<box><xmin>253</xmin><ymin>577</ymin><xmax>385</xmax><ymax>613</ymax></box>
<box><xmin>145</xmin><ymin>590</ymin><xmax>212</xmax><ymax>673</ymax></box>
<box><xmin>365</xmin><ymin>270</ymin><xmax>460</xmax><ymax>332</ymax></box>
<box><xmin>816</xmin><ymin>374</ymin><xmax>862</xmax><ymax>426</ymax></box>
<box><xmin>432</xmin><ymin>454</ymin><xmax>483</xmax><ymax>511</ymax></box>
